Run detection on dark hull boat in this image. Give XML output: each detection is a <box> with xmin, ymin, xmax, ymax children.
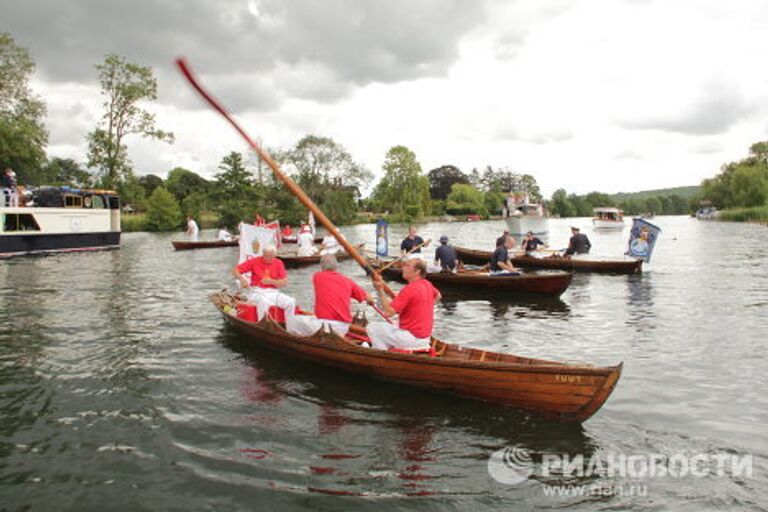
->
<box><xmin>211</xmin><ymin>291</ymin><xmax>622</xmax><ymax>423</ymax></box>
<box><xmin>455</xmin><ymin>247</ymin><xmax>643</xmax><ymax>274</ymax></box>
<box><xmin>375</xmin><ymin>260</ymin><xmax>573</xmax><ymax>297</ymax></box>
<box><xmin>171</xmin><ymin>239</ymin><xmax>239</xmax><ymax>250</ymax></box>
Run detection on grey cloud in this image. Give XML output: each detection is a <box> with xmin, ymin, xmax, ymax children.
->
<box><xmin>3</xmin><ymin>0</ymin><xmax>487</xmax><ymax>109</ymax></box>
<box><xmin>616</xmin><ymin>83</ymin><xmax>752</xmax><ymax>135</ymax></box>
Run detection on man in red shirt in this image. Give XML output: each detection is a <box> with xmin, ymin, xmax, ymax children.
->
<box><xmin>367</xmin><ymin>258</ymin><xmax>441</xmax><ymax>351</ymax></box>
<box><xmin>232</xmin><ymin>245</ymin><xmax>295</xmax><ymax>321</ymax></box>
<box><xmin>286</xmin><ymin>254</ymin><xmax>374</xmax><ymax>337</ymax></box>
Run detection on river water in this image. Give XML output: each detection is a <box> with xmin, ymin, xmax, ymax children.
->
<box><xmin>1</xmin><ymin>216</ymin><xmax>766</xmax><ymax>511</ymax></box>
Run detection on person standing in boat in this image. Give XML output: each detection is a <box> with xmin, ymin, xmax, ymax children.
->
<box><xmin>2</xmin><ymin>168</ymin><xmax>18</xmax><ymax>207</ymax></box>
<box><xmin>186</xmin><ymin>216</ymin><xmax>199</xmax><ymax>242</ymax></box>
<box><xmin>563</xmin><ymin>226</ymin><xmax>591</xmax><ymax>257</ymax></box>
<box><xmin>434</xmin><ymin>235</ymin><xmax>457</xmax><ymax>272</ymax></box>
<box><xmin>367</xmin><ymin>258</ymin><xmax>441</xmax><ymax>351</ymax></box>
<box><xmin>496</xmin><ymin>229</ymin><xmax>510</xmax><ymax>247</ymax></box>
<box><xmin>521</xmin><ymin>231</ymin><xmax>546</xmax><ymax>253</ymax></box>
<box><xmin>400</xmin><ymin>226</ymin><xmax>425</xmax><ymax>257</ymax></box>
<box><xmin>286</xmin><ymin>254</ymin><xmax>374</xmax><ymax>337</ymax></box>
<box><xmin>490</xmin><ymin>236</ymin><xmax>519</xmax><ymax>273</ymax></box>
<box><xmin>232</xmin><ymin>245</ymin><xmax>295</xmax><ymax>321</ymax></box>
<box><xmin>217</xmin><ymin>226</ymin><xmax>234</xmax><ymax>241</ymax></box>
<box><xmin>296</xmin><ymin>224</ymin><xmax>317</xmax><ymax>256</ymax></box>
<box><xmin>320</xmin><ymin>231</ymin><xmax>344</xmax><ymax>255</ymax></box>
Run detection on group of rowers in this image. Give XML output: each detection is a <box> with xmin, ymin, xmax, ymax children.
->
<box><xmin>231</xmin><ymin>245</ymin><xmax>440</xmax><ymax>352</ymax></box>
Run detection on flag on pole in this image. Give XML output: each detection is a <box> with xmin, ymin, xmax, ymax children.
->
<box><xmin>626</xmin><ymin>218</ymin><xmax>661</xmax><ymax>262</ymax></box>
<box><xmin>376</xmin><ymin>219</ymin><xmax>389</xmax><ymax>257</ymax></box>
<box><xmin>238</xmin><ymin>224</ymin><xmax>280</xmax><ymax>263</ymax></box>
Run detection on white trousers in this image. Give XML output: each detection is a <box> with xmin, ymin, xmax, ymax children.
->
<box><xmin>297</xmin><ymin>245</ymin><xmax>317</xmax><ymax>257</ymax></box>
<box><xmin>285</xmin><ymin>315</ymin><xmax>350</xmax><ymax>337</ymax></box>
<box><xmin>366</xmin><ymin>321</ymin><xmax>431</xmax><ymax>351</ymax></box>
<box><xmin>247</xmin><ymin>287</ymin><xmax>296</xmax><ymax>321</ymax></box>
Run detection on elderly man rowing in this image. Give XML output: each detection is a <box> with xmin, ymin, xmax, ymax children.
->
<box><xmin>286</xmin><ymin>254</ymin><xmax>374</xmax><ymax>337</ymax></box>
<box><xmin>232</xmin><ymin>245</ymin><xmax>295</xmax><ymax>321</ymax></box>
<box><xmin>367</xmin><ymin>258</ymin><xmax>441</xmax><ymax>351</ymax></box>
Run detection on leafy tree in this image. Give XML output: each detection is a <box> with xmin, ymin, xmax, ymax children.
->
<box><xmin>643</xmin><ymin>196</ymin><xmax>663</xmax><ymax>215</ymax></box>
<box><xmin>548</xmin><ymin>188</ymin><xmax>575</xmax><ymax>217</ymax></box>
<box><xmin>139</xmin><ymin>174</ymin><xmax>164</xmax><ymax>197</ymax></box>
<box><xmin>427</xmin><ymin>165</ymin><xmax>468</xmax><ymax>200</ymax></box>
<box><xmin>86</xmin><ymin>54</ymin><xmax>173</xmax><ymax>187</ymax></box>
<box><xmin>145</xmin><ymin>186</ymin><xmax>182</xmax><ymax>231</ymax></box>
<box><xmin>371</xmin><ymin>146</ymin><xmax>430</xmax><ymax>221</ymax></box>
<box><xmin>0</xmin><ymin>32</ymin><xmax>48</xmax><ymax>182</ymax></box>
<box><xmin>165</xmin><ymin>167</ymin><xmax>210</xmax><ymax>202</ymax></box>
<box><xmin>286</xmin><ymin>135</ymin><xmax>372</xmax><ymax>190</ymax></box>
<box><xmin>210</xmin><ymin>151</ymin><xmax>264</xmax><ymax>227</ymax></box>
<box><xmin>730</xmin><ymin>164</ymin><xmax>768</xmax><ymax>207</ymax></box>
<box><xmin>585</xmin><ymin>191</ymin><xmax>613</xmax><ymax>209</ymax></box>
<box><xmin>117</xmin><ymin>170</ymin><xmax>148</xmax><ymax>211</ymax></box>
<box><xmin>446</xmin><ymin>183</ymin><xmax>487</xmax><ymax>215</ymax></box>
<box><xmin>35</xmin><ymin>157</ymin><xmax>93</xmax><ymax>187</ymax></box>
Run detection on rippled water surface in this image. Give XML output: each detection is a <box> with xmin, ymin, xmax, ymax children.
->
<box><xmin>1</xmin><ymin>217</ymin><xmax>767</xmax><ymax>511</ymax></box>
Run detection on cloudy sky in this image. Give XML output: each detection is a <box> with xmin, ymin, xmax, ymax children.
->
<box><xmin>4</xmin><ymin>0</ymin><xmax>768</xmax><ymax>196</ymax></box>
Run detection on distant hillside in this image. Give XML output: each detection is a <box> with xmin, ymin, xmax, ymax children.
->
<box><xmin>610</xmin><ymin>186</ymin><xmax>700</xmax><ymax>202</ymax></box>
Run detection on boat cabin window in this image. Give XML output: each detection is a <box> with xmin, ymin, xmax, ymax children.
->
<box><xmin>64</xmin><ymin>195</ymin><xmax>83</xmax><ymax>208</ymax></box>
<box><xmin>3</xmin><ymin>214</ymin><xmax>41</xmax><ymax>232</ymax></box>
<box><xmin>106</xmin><ymin>195</ymin><xmax>121</xmax><ymax>210</ymax></box>
<box><xmin>91</xmin><ymin>195</ymin><xmax>105</xmax><ymax>209</ymax></box>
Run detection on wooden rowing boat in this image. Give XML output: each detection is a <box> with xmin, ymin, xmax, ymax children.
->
<box><xmin>282</xmin><ymin>236</ymin><xmax>323</xmax><ymax>245</ymax></box>
<box><xmin>375</xmin><ymin>260</ymin><xmax>573</xmax><ymax>297</ymax></box>
<box><xmin>454</xmin><ymin>246</ymin><xmax>643</xmax><ymax>274</ymax></box>
<box><xmin>278</xmin><ymin>244</ymin><xmax>361</xmax><ymax>269</ymax></box>
<box><xmin>172</xmin><ymin>239</ymin><xmax>238</xmax><ymax>250</ymax></box>
<box><xmin>211</xmin><ymin>291</ymin><xmax>622</xmax><ymax>423</ymax></box>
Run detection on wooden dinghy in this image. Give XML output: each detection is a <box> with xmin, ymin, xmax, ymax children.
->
<box><xmin>171</xmin><ymin>239</ymin><xmax>239</xmax><ymax>250</ymax></box>
<box><xmin>279</xmin><ymin>244</ymin><xmax>363</xmax><ymax>269</ymax></box>
<box><xmin>376</xmin><ymin>261</ymin><xmax>573</xmax><ymax>297</ymax></box>
<box><xmin>454</xmin><ymin>246</ymin><xmax>643</xmax><ymax>274</ymax></box>
<box><xmin>282</xmin><ymin>236</ymin><xmax>323</xmax><ymax>245</ymax></box>
<box><xmin>211</xmin><ymin>291</ymin><xmax>622</xmax><ymax>423</ymax></box>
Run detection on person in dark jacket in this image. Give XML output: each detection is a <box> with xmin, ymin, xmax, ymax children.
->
<box><xmin>564</xmin><ymin>226</ymin><xmax>591</xmax><ymax>256</ymax></box>
<box><xmin>495</xmin><ymin>229</ymin><xmax>510</xmax><ymax>247</ymax></box>
<box><xmin>490</xmin><ymin>236</ymin><xmax>519</xmax><ymax>272</ymax></box>
<box><xmin>434</xmin><ymin>235</ymin><xmax>457</xmax><ymax>272</ymax></box>
<box><xmin>521</xmin><ymin>231</ymin><xmax>546</xmax><ymax>253</ymax></box>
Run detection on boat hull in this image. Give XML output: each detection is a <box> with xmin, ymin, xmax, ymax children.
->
<box><xmin>455</xmin><ymin>247</ymin><xmax>642</xmax><ymax>274</ymax></box>
<box><xmin>505</xmin><ymin>215</ymin><xmax>549</xmax><ymax>236</ymax></box>
<box><xmin>592</xmin><ymin>219</ymin><xmax>625</xmax><ymax>230</ymax></box>
<box><xmin>378</xmin><ymin>264</ymin><xmax>573</xmax><ymax>297</ymax></box>
<box><xmin>0</xmin><ymin>231</ymin><xmax>121</xmax><ymax>258</ymax></box>
<box><xmin>212</xmin><ymin>292</ymin><xmax>622</xmax><ymax>423</ymax></box>
<box><xmin>172</xmin><ymin>239</ymin><xmax>239</xmax><ymax>250</ymax></box>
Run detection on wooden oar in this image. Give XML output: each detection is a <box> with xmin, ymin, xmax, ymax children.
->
<box><xmin>378</xmin><ymin>238</ymin><xmax>431</xmax><ymax>273</ymax></box>
<box><xmin>176</xmin><ymin>58</ymin><xmax>396</xmax><ymax>301</ymax></box>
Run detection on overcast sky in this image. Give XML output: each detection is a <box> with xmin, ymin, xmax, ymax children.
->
<box><xmin>4</xmin><ymin>0</ymin><xmax>768</xmax><ymax>196</ymax></box>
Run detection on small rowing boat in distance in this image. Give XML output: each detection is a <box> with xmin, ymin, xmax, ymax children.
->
<box><xmin>373</xmin><ymin>259</ymin><xmax>573</xmax><ymax>297</ymax></box>
<box><xmin>454</xmin><ymin>247</ymin><xmax>643</xmax><ymax>274</ymax></box>
<box><xmin>279</xmin><ymin>244</ymin><xmax>364</xmax><ymax>269</ymax></box>
<box><xmin>282</xmin><ymin>236</ymin><xmax>323</xmax><ymax>245</ymax></box>
<box><xmin>172</xmin><ymin>239</ymin><xmax>239</xmax><ymax>250</ymax></box>
<box><xmin>211</xmin><ymin>291</ymin><xmax>622</xmax><ymax>423</ymax></box>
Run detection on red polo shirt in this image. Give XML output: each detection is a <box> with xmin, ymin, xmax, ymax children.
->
<box><xmin>236</xmin><ymin>256</ymin><xmax>287</xmax><ymax>288</ymax></box>
<box><xmin>313</xmin><ymin>270</ymin><xmax>368</xmax><ymax>323</ymax></box>
<box><xmin>391</xmin><ymin>278</ymin><xmax>438</xmax><ymax>338</ymax></box>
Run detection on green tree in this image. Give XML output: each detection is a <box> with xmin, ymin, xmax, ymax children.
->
<box><xmin>0</xmin><ymin>32</ymin><xmax>48</xmax><ymax>182</ymax></box>
<box><xmin>117</xmin><ymin>170</ymin><xmax>148</xmax><ymax>211</ymax></box>
<box><xmin>549</xmin><ymin>188</ymin><xmax>576</xmax><ymax>217</ymax></box>
<box><xmin>371</xmin><ymin>146</ymin><xmax>430</xmax><ymax>221</ymax></box>
<box><xmin>40</xmin><ymin>157</ymin><xmax>93</xmax><ymax>187</ymax></box>
<box><xmin>165</xmin><ymin>167</ymin><xmax>210</xmax><ymax>202</ymax></box>
<box><xmin>643</xmin><ymin>196</ymin><xmax>663</xmax><ymax>215</ymax></box>
<box><xmin>427</xmin><ymin>165</ymin><xmax>468</xmax><ymax>200</ymax></box>
<box><xmin>86</xmin><ymin>54</ymin><xmax>173</xmax><ymax>188</ymax></box>
<box><xmin>145</xmin><ymin>186</ymin><xmax>182</xmax><ymax>231</ymax></box>
<box><xmin>730</xmin><ymin>164</ymin><xmax>768</xmax><ymax>207</ymax></box>
<box><xmin>446</xmin><ymin>183</ymin><xmax>487</xmax><ymax>215</ymax></box>
<box><xmin>210</xmin><ymin>151</ymin><xmax>264</xmax><ymax>227</ymax></box>
<box><xmin>139</xmin><ymin>174</ymin><xmax>164</xmax><ymax>197</ymax></box>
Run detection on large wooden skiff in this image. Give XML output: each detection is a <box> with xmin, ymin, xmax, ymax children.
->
<box><xmin>375</xmin><ymin>261</ymin><xmax>573</xmax><ymax>297</ymax></box>
<box><xmin>455</xmin><ymin>246</ymin><xmax>643</xmax><ymax>274</ymax></box>
<box><xmin>172</xmin><ymin>239</ymin><xmax>239</xmax><ymax>250</ymax></box>
<box><xmin>211</xmin><ymin>291</ymin><xmax>622</xmax><ymax>422</ymax></box>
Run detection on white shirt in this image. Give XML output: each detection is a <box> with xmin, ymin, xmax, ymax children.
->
<box><xmin>217</xmin><ymin>229</ymin><xmax>232</xmax><ymax>241</ymax></box>
<box><xmin>187</xmin><ymin>219</ymin><xmax>199</xmax><ymax>241</ymax></box>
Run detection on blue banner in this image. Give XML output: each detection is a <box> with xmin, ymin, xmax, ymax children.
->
<box><xmin>376</xmin><ymin>219</ymin><xmax>389</xmax><ymax>257</ymax></box>
<box><xmin>626</xmin><ymin>218</ymin><xmax>661</xmax><ymax>262</ymax></box>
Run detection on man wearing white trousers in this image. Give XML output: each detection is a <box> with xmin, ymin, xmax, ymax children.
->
<box><xmin>286</xmin><ymin>254</ymin><xmax>374</xmax><ymax>337</ymax></box>
<box><xmin>367</xmin><ymin>258</ymin><xmax>441</xmax><ymax>351</ymax></box>
<box><xmin>232</xmin><ymin>245</ymin><xmax>295</xmax><ymax>321</ymax></box>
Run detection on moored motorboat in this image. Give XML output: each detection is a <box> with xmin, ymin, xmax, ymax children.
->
<box><xmin>211</xmin><ymin>291</ymin><xmax>622</xmax><ymax>423</ymax></box>
<box><xmin>374</xmin><ymin>259</ymin><xmax>573</xmax><ymax>297</ymax></box>
<box><xmin>592</xmin><ymin>207</ymin><xmax>625</xmax><ymax>229</ymax></box>
<box><xmin>503</xmin><ymin>193</ymin><xmax>549</xmax><ymax>236</ymax></box>
<box><xmin>454</xmin><ymin>246</ymin><xmax>642</xmax><ymax>274</ymax></box>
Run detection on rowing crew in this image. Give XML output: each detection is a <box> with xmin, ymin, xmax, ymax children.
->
<box><xmin>232</xmin><ymin>247</ymin><xmax>441</xmax><ymax>352</ymax></box>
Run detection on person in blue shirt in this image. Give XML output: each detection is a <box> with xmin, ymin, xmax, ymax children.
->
<box><xmin>434</xmin><ymin>235</ymin><xmax>457</xmax><ymax>272</ymax></box>
<box><xmin>521</xmin><ymin>231</ymin><xmax>545</xmax><ymax>253</ymax></box>
<box><xmin>490</xmin><ymin>237</ymin><xmax>519</xmax><ymax>273</ymax></box>
<box><xmin>400</xmin><ymin>226</ymin><xmax>425</xmax><ymax>256</ymax></box>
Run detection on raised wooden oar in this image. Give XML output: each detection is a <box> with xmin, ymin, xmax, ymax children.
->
<box><xmin>378</xmin><ymin>238</ymin><xmax>431</xmax><ymax>273</ymax></box>
<box><xmin>175</xmin><ymin>58</ymin><xmax>396</xmax><ymax>299</ymax></box>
